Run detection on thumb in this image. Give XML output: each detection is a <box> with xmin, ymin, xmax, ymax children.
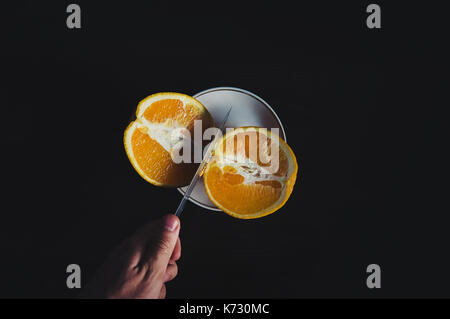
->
<box><xmin>153</xmin><ymin>214</ymin><xmax>180</xmax><ymax>269</ymax></box>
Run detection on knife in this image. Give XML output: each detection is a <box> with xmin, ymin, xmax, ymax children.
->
<box><xmin>174</xmin><ymin>106</ymin><xmax>232</xmax><ymax>217</ymax></box>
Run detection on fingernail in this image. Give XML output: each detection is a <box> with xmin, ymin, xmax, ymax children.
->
<box><xmin>165</xmin><ymin>216</ymin><xmax>178</xmax><ymax>232</ymax></box>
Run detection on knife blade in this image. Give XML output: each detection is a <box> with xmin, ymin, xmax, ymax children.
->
<box><xmin>174</xmin><ymin>106</ymin><xmax>232</xmax><ymax>217</ymax></box>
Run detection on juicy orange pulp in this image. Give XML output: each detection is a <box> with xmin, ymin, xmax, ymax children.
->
<box><xmin>204</xmin><ymin>127</ymin><xmax>298</xmax><ymax>219</ymax></box>
<box><xmin>124</xmin><ymin>93</ymin><xmax>214</xmax><ymax>187</ymax></box>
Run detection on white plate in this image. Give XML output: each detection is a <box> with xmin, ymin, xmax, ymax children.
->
<box><xmin>177</xmin><ymin>87</ymin><xmax>286</xmax><ymax>211</ymax></box>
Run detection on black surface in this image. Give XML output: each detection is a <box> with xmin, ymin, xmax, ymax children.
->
<box><xmin>1</xmin><ymin>1</ymin><xmax>447</xmax><ymax>298</ymax></box>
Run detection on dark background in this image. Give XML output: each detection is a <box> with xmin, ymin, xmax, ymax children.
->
<box><xmin>1</xmin><ymin>1</ymin><xmax>447</xmax><ymax>298</ymax></box>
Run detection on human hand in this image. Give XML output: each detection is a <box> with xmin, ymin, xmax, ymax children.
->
<box><xmin>82</xmin><ymin>214</ymin><xmax>181</xmax><ymax>299</ymax></box>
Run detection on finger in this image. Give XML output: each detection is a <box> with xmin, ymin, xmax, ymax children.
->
<box><xmin>159</xmin><ymin>284</ymin><xmax>166</xmax><ymax>299</ymax></box>
<box><xmin>164</xmin><ymin>263</ymin><xmax>178</xmax><ymax>282</ymax></box>
<box><xmin>151</xmin><ymin>214</ymin><xmax>180</xmax><ymax>270</ymax></box>
<box><xmin>128</xmin><ymin>220</ymin><xmax>163</xmax><ymax>268</ymax></box>
<box><xmin>170</xmin><ymin>237</ymin><xmax>181</xmax><ymax>263</ymax></box>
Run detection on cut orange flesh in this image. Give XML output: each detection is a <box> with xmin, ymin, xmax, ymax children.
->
<box><xmin>204</xmin><ymin>127</ymin><xmax>298</xmax><ymax>219</ymax></box>
<box><xmin>124</xmin><ymin>92</ymin><xmax>214</xmax><ymax>187</ymax></box>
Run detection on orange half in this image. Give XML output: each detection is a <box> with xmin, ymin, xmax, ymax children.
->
<box><xmin>204</xmin><ymin>127</ymin><xmax>298</xmax><ymax>219</ymax></box>
<box><xmin>124</xmin><ymin>92</ymin><xmax>214</xmax><ymax>187</ymax></box>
